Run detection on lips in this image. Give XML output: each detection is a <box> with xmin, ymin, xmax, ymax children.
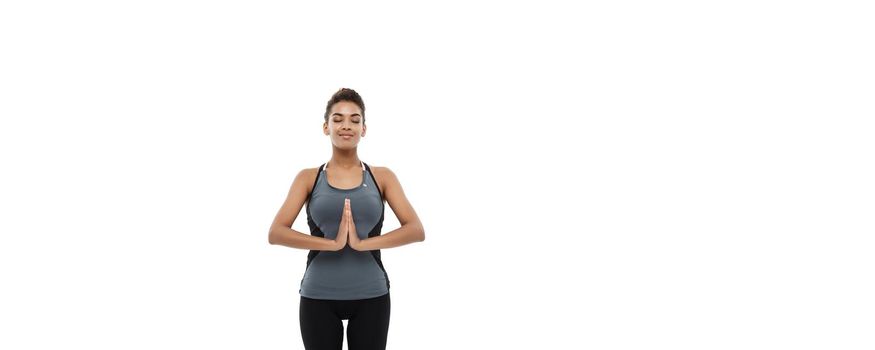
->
<box><xmin>340</xmin><ymin>134</ymin><xmax>354</xmax><ymax>139</ymax></box>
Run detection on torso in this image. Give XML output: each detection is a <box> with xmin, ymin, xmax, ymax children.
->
<box><xmin>298</xmin><ymin>160</ymin><xmax>390</xmax><ymax>300</ymax></box>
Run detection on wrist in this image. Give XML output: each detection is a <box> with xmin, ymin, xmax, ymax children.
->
<box><xmin>332</xmin><ymin>237</ymin><xmax>345</xmax><ymax>251</ymax></box>
<box><xmin>350</xmin><ymin>237</ymin><xmax>363</xmax><ymax>251</ymax></box>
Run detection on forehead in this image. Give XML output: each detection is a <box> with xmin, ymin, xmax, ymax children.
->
<box><xmin>330</xmin><ymin>101</ymin><xmax>362</xmax><ymax>116</ymax></box>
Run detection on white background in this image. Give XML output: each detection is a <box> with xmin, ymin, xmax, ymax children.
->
<box><xmin>1</xmin><ymin>1</ymin><xmax>873</xmax><ymax>349</ymax></box>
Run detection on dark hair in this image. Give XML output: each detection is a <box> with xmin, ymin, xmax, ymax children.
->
<box><xmin>324</xmin><ymin>88</ymin><xmax>366</xmax><ymax>123</ymax></box>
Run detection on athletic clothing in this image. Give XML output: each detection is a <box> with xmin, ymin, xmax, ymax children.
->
<box><xmin>299</xmin><ymin>292</ymin><xmax>391</xmax><ymax>350</ymax></box>
<box><xmin>299</xmin><ymin>160</ymin><xmax>391</xmax><ymax>300</ymax></box>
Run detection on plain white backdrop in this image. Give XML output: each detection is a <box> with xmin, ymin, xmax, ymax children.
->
<box><xmin>1</xmin><ymin>0</ymin><xmax>873</xmax><ymax>349</ymax></box>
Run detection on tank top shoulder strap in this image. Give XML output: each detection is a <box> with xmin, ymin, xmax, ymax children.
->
<box><xmin>363</xmin><ymin>162</ymin><xmax>384</xmax><ymax>201</ymax></box>
<box><xmin>307</xmin><ymin>163</ymin><xmax>326</xmax><ymax>201</ymax></box>
<box><xmin>315</xmin><ymin>163</ymin><xmax>326</xmax><ymax>185</ymax></box>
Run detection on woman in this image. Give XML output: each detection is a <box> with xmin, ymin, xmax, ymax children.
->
<box><xmin>268</xmin><ymin>88</ymin><xmax>426</xmax><ymax>350</ymax></box>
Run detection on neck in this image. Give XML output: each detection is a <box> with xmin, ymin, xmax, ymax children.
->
<box><xmin>329</xmin><ymin>147</ymin><xmax>361</xmax><ymax>169</ymax></box>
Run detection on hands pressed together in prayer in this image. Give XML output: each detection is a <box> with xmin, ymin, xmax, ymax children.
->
<box><xmin>333</xmin><ymin>198</ymin><xmax>363</xmax><ymax>251</ymax></box>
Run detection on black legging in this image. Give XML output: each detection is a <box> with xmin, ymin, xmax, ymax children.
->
<box><xmin>299</xmin><ymin>292</ymin><xmax>391</xmax><ymax>350</ymax></box>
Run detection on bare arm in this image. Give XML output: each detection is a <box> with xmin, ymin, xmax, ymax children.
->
<box><xmin>268</xmin><ymin>168</ymin><xmax>342</xmax><ymax>251</ymax></box>
<box><xmin>269</xmin><ymin>226</ymin><xmax>341</xmax><ymax>251</ymax></box>
<box><xmin>353</xmin><ymin>223</ymin><xmax>424</xmax><ymax>251</ymax></box>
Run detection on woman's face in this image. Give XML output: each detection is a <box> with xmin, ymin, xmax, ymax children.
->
<box><xmin>324</xmin><ymin>100</ymin><xmax>366</xmax><ymax>149</ymax></box>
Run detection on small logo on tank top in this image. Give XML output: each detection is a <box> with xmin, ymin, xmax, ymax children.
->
<box><xmin>363</xmin><ymin>184</ymin><xmax>367</xmax><ymax>187</ymax></box>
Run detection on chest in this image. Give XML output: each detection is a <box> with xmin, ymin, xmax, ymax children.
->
<box><xmin>323</xmin><ymin>168</ymin><xmax>385</xmax><ymax>198</ymax></box>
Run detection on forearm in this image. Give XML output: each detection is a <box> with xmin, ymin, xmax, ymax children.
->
<box><xmin>268</xmin><ymin>225</ymin><xmax>338</xmax><ymax>251</ymax></box>
<box><xmin>356</xmin><ymin>223</ymin><xmax>424</xmax><ymax>251</ymax></box>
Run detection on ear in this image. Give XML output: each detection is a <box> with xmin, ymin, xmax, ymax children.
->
<box><xmin>361</xmin><ymin>123</ymin><xmax>366</xmax><ymax>137</ymax></box>
<box><xmin>323</xmin><ymin>122</ymin><xmax>328</xmax><ymax>135</ymax></box>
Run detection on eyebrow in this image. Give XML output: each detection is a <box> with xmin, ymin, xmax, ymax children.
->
<box><xmin>331</xmin><ymin>113</ymin><xmax>361</xmax><ymax>117</ymax></box>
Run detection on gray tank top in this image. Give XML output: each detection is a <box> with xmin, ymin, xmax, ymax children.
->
<box><xmin>298</xmin><ymin>160</ymin><xmax>390</xmax><ymax>300</ymax></box>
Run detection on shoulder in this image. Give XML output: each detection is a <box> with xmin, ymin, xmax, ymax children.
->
<box><xmin>294</xmin><ymin>166</ymin><xmax>321</xmax><ymax>194</ymax></box>
<box><xmin>370</xmin><ymin>165</ymin><xmax>399</xmax><ymax>182</ymax></box>
<box><xmin>298</xmin><ymin>166</ymin><xmax>321</xmax><ymax>181</ymax></box>
<box><xmin>368</xmin><ymin>165</ymin><xmax>399</xmax><ymax>194</ymax></box>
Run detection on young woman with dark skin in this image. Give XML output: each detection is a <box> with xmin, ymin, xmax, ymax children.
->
<box><xmin>268</xmin><ymin>88</ymin><xmax>424</xmax><ymax>350</ymax></box>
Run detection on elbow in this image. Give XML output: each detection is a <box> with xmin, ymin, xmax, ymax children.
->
<box><xmin>268</xmin><ymin>228</ymin><xmax>278</xmax><ymax>245</ymax></box>
<box><xmin>418</xmin><ymin>225</ymin><xmax>426</xmax><ymax>242</ymax></box>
